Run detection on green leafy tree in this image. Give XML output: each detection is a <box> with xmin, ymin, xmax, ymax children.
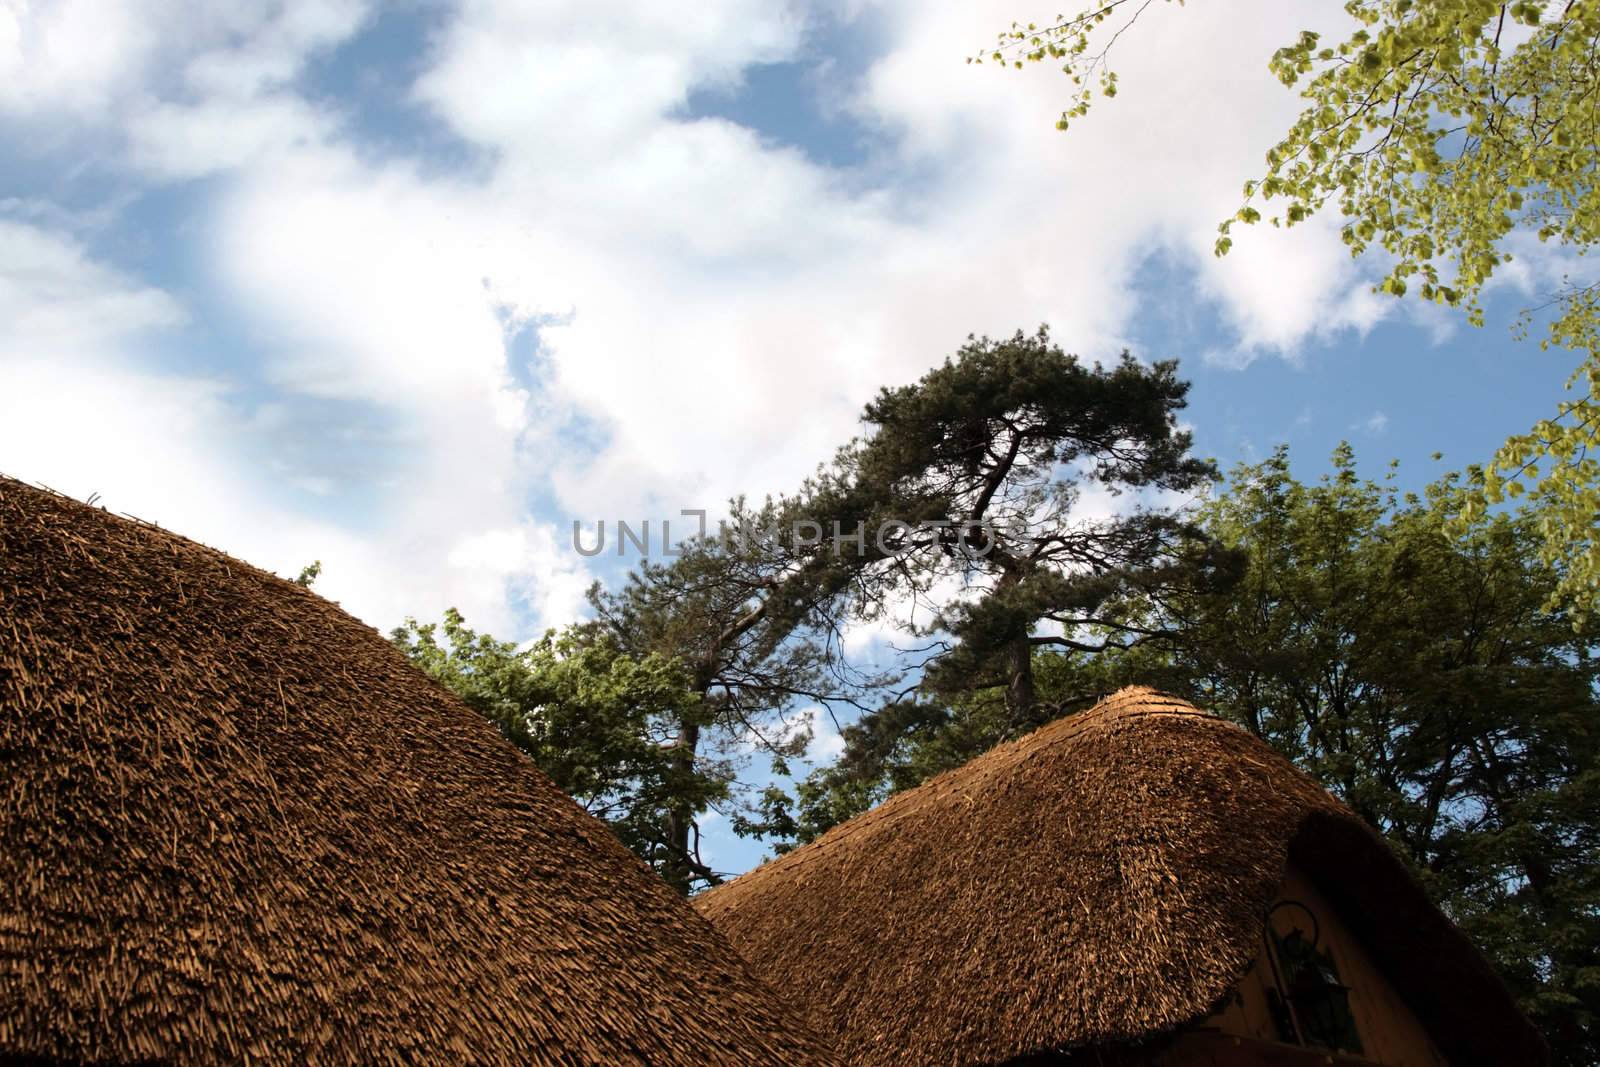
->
<box><xmin>742</xmin><ymin>327</ymin><xmax>1222</xmax><ymax>848</ymax></box>
<box><xmin>576</xmin><ymin>327</ymin><xmax>1222</xmax><ymax>886</ymax></box>
<box><xmin>977</xmin><ymin>0</ymin><xmax>1600</xmax><ymax>617</ymax></box>
<box><xmin>586</xmin><ymin>494</ymin><xmax>885</xmax><ymax>893</ymax></box>
<box><xmin>814</xmin><ymin>327</ymin><xmax>1219</xmax><ymax>720</ymax></box>
<box><xmin>391</xmin><ymin>609</ymin><xmax>726</xmax><ymax>878</ymax></box>
<box><xmin>1154</xmin><ymin>445</ymin><xmax>1600</xmax><ymax>1064</ymax></box>
<box><xmin>799</xmin><ymin>445</ymin><xmax>1600</xmax><ymax>1063</ymax></box>
<box><xmin>392</xmin><ymin>331</ymin><xmax>1219</xmax><ymax>890</ymax></box>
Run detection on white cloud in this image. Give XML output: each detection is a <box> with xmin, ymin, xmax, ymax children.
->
<box><xmin>120</xmin><ymin>1</ymin><xmax>367</xmax><ymax>179</ymax></box>
<box><xmin>4</xmin><ymin>0</ymin><xmax>1404</xmax><ymax>646</ymax></box>
<box><xmin>0</xmin><ymin>219</ymin><xmax>573</xmax><ymax>637</ymax></box>
<box><xmin>800</xmin><ymin>704</ymin><xmax>847</xmax><ymax>763</ymax></box>
<box><xmin>0</xmin><ymin>0</ymin><xmax>154</xmax><ymax>117</ymax></box>
<box><xmin>0</xmin><ymin>1</ymin><xmax>367</xmax><ymax>123</ymax></box>
<box><xmin>180</xmin><ymin>0</ymin><xmax>367</xmax><ymax>100</ymax></box>
<box><xmin>413</xmin><ymin>0</ymin><xmax>803</xmax><ymax>159</ymax></box>
<box><xmin>428</xmin><ymin>0</ymin><xmax>1273</xmax><ymax>513</ymax></box>
<box><xmin>128</xmin><ymin>94</ymin><xmax>340</xmax><ymax>180</ymax></box>
<box><xmin>729</xmin><ymin>701</ymin><xmax>847</xmax><ymax>767</ymax></box>
<box><xmin>1195</xmin><ymin>215</ymin><xmax>1391</xmax><ymax>363</ymax></box>
<box><xmin>1354</xmin><ymin>410</ymin><xmax>1389</xmax><ymax>435</ymax></box>
<box><xmin>0</xmin><ymin>218</ymin><xmax>182</xmax><ymax>343</ymax></box>
<box><xmin>856</xmin><ymin>2</ymin><xmax>1394</xmax><ymax>369</ymax></box>
<box><xmin>447</xmin><ymin>523</ymin><xmax>593</xmax><ymax>631</ymax></box>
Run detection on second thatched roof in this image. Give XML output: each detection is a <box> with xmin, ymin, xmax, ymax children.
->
<box><xmin>0</xmin><ymin>477</ymin><xmax>827</xmax><ymax>1065</ymax></box>
<box><xmin>694</xmin><ymin>686</ymin><xmax>1543</xmax><ymax>1066</ymax></box>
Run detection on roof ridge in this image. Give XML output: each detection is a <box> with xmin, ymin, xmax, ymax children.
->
<box><xmin>707</xmin><ymin>687</ymin><xmax>1211</xmax><ymax>894</ymax></box>
<box><xmin>2</xmin><ymin>476</ymin><xmax>831</xmax><ymax>1064</ymax></box>
<box><xmin>0</xmin><ymin>474</ymin><xmax>305</xmax><ymax>592</ymax></box>
<box><xmin>693</xmin><ymin>683</ymin><xmax>1546</xmax><ymax>1067</ymax></box>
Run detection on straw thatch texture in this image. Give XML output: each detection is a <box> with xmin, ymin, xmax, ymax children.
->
<box><xmin>0</xmin><ymin>477</ymin><xmax>829</xmax><ymax>1066</ymax></box>
<box><xmin>694</xmin><ymin>686</ymin><xmax>1545</xmax><ymax>1067</ymax></box>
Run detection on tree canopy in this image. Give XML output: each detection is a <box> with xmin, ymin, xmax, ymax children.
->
<box><xmin>814</xmin><ymin>328</ymin><xmax>1220</xmax><ymax>718</ymax></box>
<box><xmin>391</xmin><ymin>610</ymin><xmax>728</xmax><ymax>879</ymax></box>
<box><xmin>398</xmin><ymin>329</ymin><xmax>1217</xmax><ymax>893</ymax></box>
<box><xmin>391</xmin><ymin>329</ymin><xmax>1598</xmax><ymax>1058</ymax></box>
<box><xmin>582</xmin><ymin>500</ymin><xmax>873</xmax><ymax>893</ymax></box>
<box><xmin>791</xmin><ymin>443</ymin><xmax>1600</xmax><ymax>1065</ymax></box>
<box><xmin>688</xmin><ymin>328</ymin><xmax>1228</xmax><ymax>850</ymax></box>
<box><xmin>978</xmin><ymin>0</ymin><xmax>1600</xmax><ymax>618</ymax></box>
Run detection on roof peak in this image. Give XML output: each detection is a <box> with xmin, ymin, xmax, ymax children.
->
<box><xmin>704</xmin><ymin>686</ymin><xmax>1213</xmax><ymax>894</ymax></box>
<box><xmin>1</xmin><ymin>476</ymin><xmax>827</xmax><ymax>1065</ymax></box>
<box><xmin>694</xmin><ymin>685</ymin><xmax>1541</xmax><ymax>1066</ymax></box>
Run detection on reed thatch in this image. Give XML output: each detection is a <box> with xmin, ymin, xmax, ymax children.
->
<box><xmin>0</xmin><ymin>476</ymin><xmax>828</xmax><ymax>1066</ymax></box>
<box><xmin>694</xmin><ymin>686</ymin><xmax>1545</xmax><ymax>1067</ymax></box>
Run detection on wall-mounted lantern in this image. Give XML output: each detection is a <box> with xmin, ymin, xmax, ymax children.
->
<box><xmin>1263</xmin><ymin>900</ymin><xmax>1364</xmax><ymax>1055</ymax></box>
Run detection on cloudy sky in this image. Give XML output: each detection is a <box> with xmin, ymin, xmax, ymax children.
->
<box><xmin>0</xmin><ymin>0</ymin><xmax>1576</xmax><ymax>869</ymax></box>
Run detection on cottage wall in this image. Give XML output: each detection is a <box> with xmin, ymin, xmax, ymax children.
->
<box><xmin>1186</xmin><ymin>863</ymin><xmax>1450</xmax><ymax>1067</ymax></box>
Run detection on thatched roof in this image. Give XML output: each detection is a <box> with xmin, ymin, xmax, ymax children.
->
<box><xmin>0</xmin><ymin>477</ymin><xmax>827</xmax><ymax>1065</ymax></box>
<box><xmin>694</xmin><ymin>686</ymin><xmax>1545</xmax><ymax>1067</ymax></box>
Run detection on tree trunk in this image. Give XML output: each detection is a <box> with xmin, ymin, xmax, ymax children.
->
<box><xmin>1005</xmin><ymin>635</ymin><xmax>1036</xmax><ymax>723</ymax></box>
<box><xmin>662</xmin><ymin>715</ymin><xmax>701</xmax><ymax>895</ymax></box>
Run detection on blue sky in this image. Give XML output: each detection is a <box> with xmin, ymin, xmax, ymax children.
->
<box><xmin>0</xmin><ymin>1</ymin><xmax>1581</xmax><ymax>876</ymax></box>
